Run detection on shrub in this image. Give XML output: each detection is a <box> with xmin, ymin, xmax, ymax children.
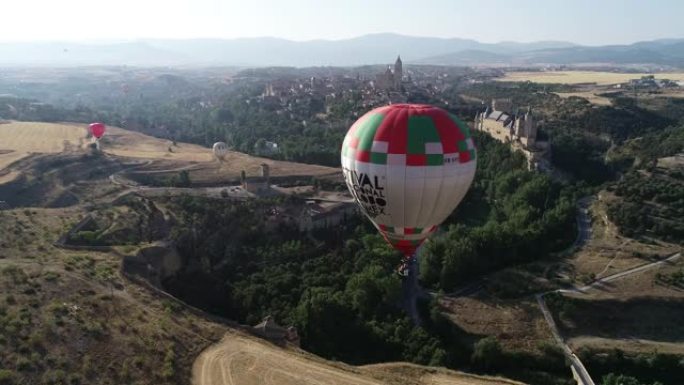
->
<box><xmin>43</xmin><ymin>271</ymin><xmax>60</xmax><ymax>282</ymax></box>
<box><xmin>162</xmin><ymin>300</ymin><xmax>182</xmax><ymax>314</ymax></box>
<box><xmin>42</xmin><ymin>369</ymin><xmax>67</xmax><ymax>385</ymax></box>
<box><xmin>0</xmin><ymin>369</ymin><xmax>16</xmax><ymax>385</ymax></box>
<box><xmin>471</xmin><ymin>336</ymin><xmax>503</xmax><ymax>371</ymax></box>
<box><xmin>15</xmin><ymin>357</ymin><xmax>31</xmax><ymax>371</ymax></box>
<box><xmin>161</xmin><ymin>345</ymin><xmax>175</xmax><ymax>379</ymax></box>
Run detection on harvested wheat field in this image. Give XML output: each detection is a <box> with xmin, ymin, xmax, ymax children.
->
<box><xmin>0</xmin><ymin>121</ymin><xmax>337</xmax><ymax>183</ymax></box>
<box><xmin>0</xmin><ymin>121</ymin><xmax>87</xmax><ymax>170</ymax></box>
<box><xmin>104</xmin><ymin>126</ymin><xmax>213</xmax><ymax>162</ymax></box>
<box><xmin>193</xmin><ymin>332</ymin><xmax>524</xmax><ymax>385</ymax></box>
<box><xmin>103</xmin><ymin>126</ymin><xmax>337</xmax><ymax>178</ymax></box>
<box><xmin>497</xmin><ymin>71</ymin><xmax>684</xmax><ymax>85</ymax></box>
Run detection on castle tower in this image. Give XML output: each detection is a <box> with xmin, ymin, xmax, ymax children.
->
<box><xmin>394</xmin><ymin>55</ymin><xmax>403</xmax><ymax>88</ymax></box>
<box><xmin>514</xmin><ymin>115</ymin><xmax>524</xmax><ymax>138</ymax></box>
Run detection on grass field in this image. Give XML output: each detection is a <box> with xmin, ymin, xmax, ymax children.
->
<box><xmin>0</xmin><ymin>121</ymin><xmax>87</xmax><ymax>171</ymax></box>
<box><xmin>0</xmin><ymin>121</ymin><xmax>337</xmax><ymax>186</ymax></box>
<box><xmin>0</xmin><ymin>206</ymin><xmax>226</xmax><ymax>384</ymax></box>
<box><xmin>497</xmin><ymin>71</ymin><xmax>684</xmax><ymax>85</ymax></box>
<box><xmin>568</xmin><ymin>193</ymin><xmax>679</xmax><ymax>282</ymax></box>
<box><xmin>560</xmin><ymin>255</ymin><xmax>684</xmax><ymax>355</ymax></box>
<box><xmin>553</xmin><ymin>191</ymin><xmax>684</xmax><ymax>355</ymax></box>
<box><xmin>439</xmin><ymin>294</ymin><xmax>553</xmax><ymax>353</ymax></box>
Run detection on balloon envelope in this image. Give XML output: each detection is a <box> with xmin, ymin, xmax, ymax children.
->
<box><xmin>89</xmin><ymin>122</ymin><xmax>106</xmax><ymax>139</ymax></box>
<box><xmin>341</xmin><ymin>104</ymin><xmax>477</xmax><ymax>256</ymax></box>
<box><xmin>213</xmin><ymin>142</ymin><xmax>228</xmax><ymax>160</ymax></box>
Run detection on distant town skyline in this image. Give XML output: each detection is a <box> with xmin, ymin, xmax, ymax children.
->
<box><xmin>2</xmin><ymin>0</ymin><xmax>683</xmax><ymax>45</ymax></box>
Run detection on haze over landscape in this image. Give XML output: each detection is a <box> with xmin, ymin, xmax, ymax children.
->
<box><xmin>1</xmin><ymin>0</ymin><xmax>683</xmax><ymax>67</ymax></box>
<box><xmin>1</xmin><ymin>2</ymin><xmax>684</xmax><ymax>385</ymax></box>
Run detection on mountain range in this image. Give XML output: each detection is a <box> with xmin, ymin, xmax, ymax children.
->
<box><xmin>1</xmin><ymin>33</ymin><xmax>683</xmax><ymax>68</ymax></box>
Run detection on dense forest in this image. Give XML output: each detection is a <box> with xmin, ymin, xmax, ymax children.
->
<box><xmin>157</xmin><ymin>131</ymin><xmax>576</xmax><ymax>385</ymax></box>
<box><xmin>420</xmin><ymin>132</ymin><xmax>577</xmax><ymax>291</ymax></box>
<box><xmin>604</xmin><ymin>123</ymin><xmax>684</xmax><ymax>243</ymax></box>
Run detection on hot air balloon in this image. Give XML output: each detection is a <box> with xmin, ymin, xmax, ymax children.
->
<box><xmin>89</xmin><ymin>122</ymin><xmax>106</xmax><ymax>140</ymax></box>
<box><xmin>213</xmin><ymin>142</ymin><xmax>228</xmax><ymax>161</ymax></box>
<box><xmin>341</xmin><ymin>104</ymin><xmax>476</xmax><ymax>258</ymax></box>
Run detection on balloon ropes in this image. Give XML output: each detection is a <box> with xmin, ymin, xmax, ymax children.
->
<box><xmin>341</xmin><ymin>104</ymin><xmax>477</xmax><ymax>270</ymax></box>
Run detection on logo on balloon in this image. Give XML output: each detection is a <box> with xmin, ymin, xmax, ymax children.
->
<box><xmin>343</xmin><ymin>168</ymin><xmax>386</xmax><ymax>218</ymax></box>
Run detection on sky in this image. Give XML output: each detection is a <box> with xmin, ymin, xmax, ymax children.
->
<box><xmin>2</xmin><ymin>0</ymin><xmax>683</xmax><ymax>45</ymax></box>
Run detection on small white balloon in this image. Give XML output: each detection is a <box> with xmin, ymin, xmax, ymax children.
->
<box><xmin>213</xmin><ymin>142</ymin><xmax>228</xmax><ymax>160</ymax></box>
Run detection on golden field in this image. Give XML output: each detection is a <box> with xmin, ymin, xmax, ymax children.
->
<box><xmin>497</xmin><ymin>71</ymin><xmax>684</xmax><ymax>85</ymax></box>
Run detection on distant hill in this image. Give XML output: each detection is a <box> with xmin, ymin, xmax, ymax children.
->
<box><xmin>1</xmin><ymin>33</ymin><xmax>683</xmax><ymax>67</ymax></box>
<box><xmin>414</xmin><ymin>49</ymin><xmax>513</xmax><ymax>66</ymax></box>
<box><xmin>418</xmin><ymin>39</ymin><xmax>684</xmax><ymax>68</ymax></box>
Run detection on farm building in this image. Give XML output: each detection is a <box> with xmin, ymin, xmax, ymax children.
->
<box><xmin>298</xmin><ymin>201</ymin><xmax>356</xmax><ymax>232</ymax></box>
<box><xmin>241</xmin><ymin>163</ymin><xmax>271</xmax><ymax>194</ymax></box>
<box><xmin>252</xmin><ymin>316</ymin><xmax>300</xmax><ymax>346</ymax></box>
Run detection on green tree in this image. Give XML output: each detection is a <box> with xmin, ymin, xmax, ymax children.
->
<box><xmin>471</xmin><ymin>336</ymin><xmax>503</xmax><ymax>371</ymax></box>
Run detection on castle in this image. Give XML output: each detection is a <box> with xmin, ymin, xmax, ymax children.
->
<box><xmin>374</xmin><ymin>56</ymin><xmax>403</xmax><ymax>91</ymax></box>
<box><xmin>474</xmin><ymin>99</ymin><xmax>551</xmax><ymax>171</ymax></box>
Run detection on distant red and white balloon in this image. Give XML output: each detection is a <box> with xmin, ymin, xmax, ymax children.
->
<box><xmin>89</xmin><ymin>122</ymin><xmax>106</xmax><ymax>139</ymax></box>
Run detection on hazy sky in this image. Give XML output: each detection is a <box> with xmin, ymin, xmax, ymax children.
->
<box><xmin>2</xmin><ymin>0</ymin><xmax>682</xmax><ymax>45</ymax></box>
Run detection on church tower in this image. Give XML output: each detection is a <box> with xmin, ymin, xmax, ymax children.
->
<box><xmin>394</xmin><ymin>55</ymin><xmax>403</xmax><ymax>88</ymax></box>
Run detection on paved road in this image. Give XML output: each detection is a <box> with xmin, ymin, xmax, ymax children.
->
<box><xmin>536</xmin><ymin>294</ymin><xmax>595</xmax><ymax>385</ymax></box>
<box><xmin>534</xmin><ymin>196</ymin><xmax>596</xmax><ymax>385</ymax></box>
